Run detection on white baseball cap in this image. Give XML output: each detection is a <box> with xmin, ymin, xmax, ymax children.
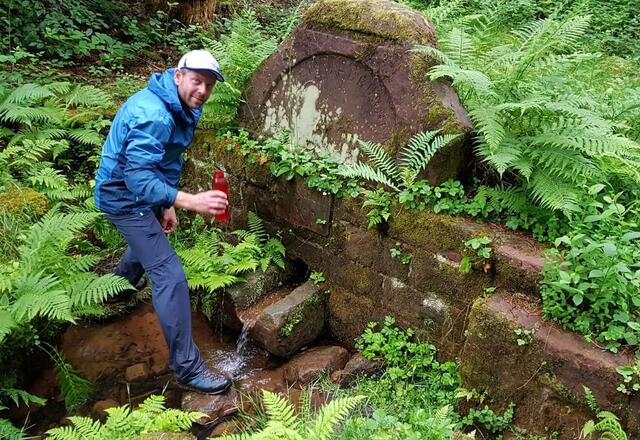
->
<box><xmin>177</xmin><ymin>50</ymin><xmax>225</xmax><ymax>82</ymax></box>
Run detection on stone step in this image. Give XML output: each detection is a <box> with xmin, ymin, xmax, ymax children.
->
<box><xmin>250</xmin><ymin>280</ymin><xmax>328</xmax><ymax>357</ymax></box>
<box><xmin>461</xmin><ymin>292</ymin><xmax>638</xmax><ymax>438</ymax></box>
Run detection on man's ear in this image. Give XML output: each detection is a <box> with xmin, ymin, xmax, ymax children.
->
<box><xmin>174</xmin><ymin>68</ymin><xmax>182</xmax><ymax>86</ymax></box>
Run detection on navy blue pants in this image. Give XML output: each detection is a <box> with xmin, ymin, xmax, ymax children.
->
<box><xmin>106</xmin><ymin>209</ymin><xmax>206</xmax><ymax>382</ymax></box>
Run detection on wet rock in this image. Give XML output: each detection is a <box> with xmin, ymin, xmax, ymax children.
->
<box><xmin>237</xmin><ymin>367</ymin><xmax>286</xmax><ymax>396</ymax></box>
<box><xmin>181</xmin><ymin>388</ymin><xmax>240</xmax><ymax>425</ymax></box>
<box><xmin>251</xmin><ymin>281</ymin><xmax>327</xmax><ymax>357</ymax></box>
<box><xmin>330</xmin><ymin>352</ymin><xmax>383</xmax><ymax>386</ymax></box>
<box><xmin>222</xmin><ymin>263</ymin><xmax>294</xmax><ymax>330</ymax></box>
<box><xmin>125</xmin><ymin>363</ymin><xmax>151</xmax><ymax>382</ymax></box>
<box><xmin>283</xmin><ymin>346</ymin><xmax>349</xmax><ymax>385</ymax></box>
<box><xmin>91</xmin><ymin>399</ymin><xmax>119</xmax><ymax>418</ymax></box>
<box><xmin>61</xmin><ymin>304</ymin><xmax>168</xmax><ymax>381</ymax></box>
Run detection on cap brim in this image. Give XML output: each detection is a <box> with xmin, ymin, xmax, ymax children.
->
<box><xmin>210</xmin><ymin>70</ymin><xmax>224</xmax><ymax>82</ymax></box>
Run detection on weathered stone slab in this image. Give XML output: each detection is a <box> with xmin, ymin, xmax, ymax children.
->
<box><xmin>330</xmin><ymin>352</ymin><xmax>383</xmax><ymax>386</ymax></box>
<box><xmin>251</xmin><ymin>281</ymin><xmax>328</xmax><ymax>357</ymax></box>
<box><xmin>221</xmin><ymin>263</ymin><xmax>295</xmax><ymax>331</ymax></box>
<box><xmin>461</xmin><ymin>293</ymin><xmax>637</xmax><ymax>438</ymax></box>
<box><xmin>181</xmin><ymin>388</ymin><xmax>240</xmax><ymax>425</ymax></box>
<box><xmin>239</xmin><ymin>0</ymin><xmax>471</xmax><ymax>184</ymax></box>
<box><xmin>283</xmin><ymin>346</ymin><xmax>350</xmax><ymax>385</ymax></box>
<box><xmin>274</xmin><ymin>178</ymin><xmax>332</xmax><ymax>236</ymax></box>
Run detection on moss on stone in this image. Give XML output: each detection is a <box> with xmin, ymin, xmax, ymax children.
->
<box><xmin>302</xmin><ymin>0</ymin><xmax>436</xmax><ymax>46</ymax></box>
<box><xmin>0</xmin><ymin>187</ymin><xmax>48</xmax><ymax>217</ymax></box>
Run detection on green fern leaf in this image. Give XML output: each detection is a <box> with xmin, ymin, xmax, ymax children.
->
<box><xmin>262</xmin><ymin>390</ymin><xmax>301</xmax><ymax>431</ymax></box>
<box><xmin>307</xmin><ymin>395</ymin><xmax>364</xmax><ymax>440</ymax></box>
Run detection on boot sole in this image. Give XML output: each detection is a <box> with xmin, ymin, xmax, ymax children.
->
<box><xmin>177</xmin><ymin>380</ymin><xmax>232</xmax><ymax>395</ymax></box>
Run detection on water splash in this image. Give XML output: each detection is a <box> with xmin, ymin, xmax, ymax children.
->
<box><xmin>236</xmin><ymin>319</ymin><xmax>255</xmax><ymax>355</ymax></box>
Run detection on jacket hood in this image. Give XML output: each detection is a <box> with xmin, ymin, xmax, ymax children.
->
<box><xmin>148</xmin><ymin>68</ymin><xmax>202</xmax><ymax>125</ymax></box>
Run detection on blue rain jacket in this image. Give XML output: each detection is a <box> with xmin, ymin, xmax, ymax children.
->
<box><xmin>94</xmin><ymin>68</ymin><xmax>201</xmax><ymax>214</ymax></box>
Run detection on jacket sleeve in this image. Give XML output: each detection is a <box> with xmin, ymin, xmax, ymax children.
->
<box><xmin>123</xmin><ymin>116</ymin><xmax>178</xmax><ymax>208</ymax></box>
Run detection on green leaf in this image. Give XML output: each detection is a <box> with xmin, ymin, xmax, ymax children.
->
<box><xmin>572</xmin><ymin>293</ymin><xmax>583</xmax><ymax>306</ymax></box>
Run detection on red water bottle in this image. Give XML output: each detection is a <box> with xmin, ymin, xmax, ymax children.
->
<box><xmin>212</xmin><ymin>169</ymin><xmax>230</xmax><ymax>222</ymax></box>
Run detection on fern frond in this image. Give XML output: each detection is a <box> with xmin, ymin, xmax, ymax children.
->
<box><xmin>67</xmin><ymin>273</ymin><xmax>132</xmax><ymax>306</ymax></box>
<box><xmin>1</xmin><ymin>387</ymin><xmax>47</xmax><ymax>408</ymax></box>
<box><xmin>528</xmin><ymin>171</ymin><xmax>579</xmax><ymax>212</ymax></box>
<box><xmin>262</xmin><ymin>390</ymin><xmax>301</xmax><ymax>431</ymax></box>
<box><xmin>247</xmin><ymin>211</ymin><xmax>267</xmax><ymax>243</ymax></box>
<box><xmin>339</xmin><ymin>162</ymin><xmax>400</xmax><ymax>191</ymax></box>
<box><xmin>398</xmin><ymin>131</ymin><xmax>460</xmax><ymax>176</ymax></box>
<box><xmin>3</xmin><ymin>84</ymin><xmax>54</xmax><ymax>104</ymax></box>
<box><xmin>0</xmin><ymin>309</ymin><xmax>17</xmax><ymax>343</ymax></box>
<box><xmin>357</xmin><ymin>140</ymin><xmax>401</xmax><ymax>184</ymax></box>
<box><xmin>0</xmin><ymin>419</ymin><xmax>27</xmax><ymax>440</ymax></box>
<box><xmin>62</xmin><ymin>85</ymin><xmax>112</xmax><ymax>109</ymax></box>
<box><xmin>67</xmin><ymin>128</ymin><xmax>103</xmax><ymax>146</ymax></box>
<box><xmin>429</xmin><ymin>65</ymin><xmax>495</xmax><ymax>97</ymax></box>
<box><xmin>50</xmin><ymin>347</ymin><xmax>92</xmax><ymax>411</ymax></box>
<box><xmin>11</xmin><ymin>288</ymin><xmax>73</xmax><ymax>323</ymax></box>
<box><xmin>308</xmin><ymin>395</ymin><xmax>364</xmax><ymax>440</ymax></box>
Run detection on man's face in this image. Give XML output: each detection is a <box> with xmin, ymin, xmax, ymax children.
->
<box><xmin>174</xmin><ymin>68</ymin><xmax>217</xmax><ymax>109</ymax></box>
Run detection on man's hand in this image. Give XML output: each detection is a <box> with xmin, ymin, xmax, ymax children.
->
<box><xmin>160</xmin><ymin>206</ymin><xmax>177</xmax><ymax>233</ymax></box>
<box><xmin>174</xmin><ymin>190</ymin><xmax>228</xmax><ymax>216</ymax></box>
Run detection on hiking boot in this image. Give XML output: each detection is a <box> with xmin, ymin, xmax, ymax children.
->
<box><xmin>178</xmin><ymin>370</ymin><xmax>232</xmax><ymax>395</ymax></box>
<box><xmin>107</xmin><ymin>277</ymin><xmax>147</xmax><ymax>303</ymax></box>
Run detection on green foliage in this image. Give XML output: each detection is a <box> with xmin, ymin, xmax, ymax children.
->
<box><xmin>615</xmin><ymin>354</ymin><xmax>640</xmax><ymax>395</ymax></box>
<box><xmin>0</xmin><ymin>81</ymin><xmax>112</xmax><ymax>191</ymax></box>
<box><xmin>390</xmin><ymin>242</ymin><xmax>412</xmax><ymax>265</ymax></box>
<box><xmin>540</xmin><ymin>187</ymin><xmax>640</xmax><ymax>352</ymax></box>
<box><xmin>309</xmin><ymin>271</ymin><xmax>325</xmax><ymax>285</ymax></box>
<box><xmin>0</xmin><ymin>386</ymin><xmax>46</xmax><ymax>409</ymax></box>
<box><xmin>202</xmin><ymin>9</ymin><xmax>278</xmax><ymax>129</ymax></box>
<box><xmin>416</xmin><ymin>15</ymin><xmax>640</xmax><ymax>212</ymax></box>
<box><xmin>461</xmin><ymin>403</ymin><xmax>514</xmax><ymax>435</ymax></box>
<box><xmin>330</xmin><ymin>317</ymin><xmax>468</xmax><ymax>439</ymax></box>
<box><xmin>460</xmin><ymin>236</ymin><xmax>493</xmax><ymax>273</ymax></box>
<box><xmin>0</xmin><ymin>210</ymin><xmax>132</xmax><ymax>343</ymax></box>
<box><xmin>339</xmin><ymin>406</ymin><xmax>458</xmax><ymax>440</ymax></box>
<box><xmin>356</xmin><ymin>317</ymin><xmax>460</xmax><ymax>406</ymax></box>
<box><xmin>177</xmin><ymin>213</ymin><xmax>285</xmax><ymax>316</ymax></box>
<box><xmin>224</xmin><ymin>129</ymin><xmax>360</xmax><ymax>199</ymax></box>
<box><xmin>46</xmin><ymin>394</ymin><xmax>206</xmax><ymax>439</ymax></box>
<box><xmin>220</xmin><ymin>389</ymin><xmax>363</xmax><ymax>440</ymax></box>
<box><xmin>514</xmin><ymin>328</ymin><xmax>535</xmax><ymax>346</ymax></box>
<box><xmin>362</xmin><ymin>188</ymin><xmax>393</xmax><ymax>229</ymax></box>
<box><xmin>339</xmin><ymin>131</ymin><xmax>460</xmax><ymax>192</ymax></box>
<box><xmin>581</xmin><ymin>411</ymin><xmax>628</xmax><ymax>440</ymax></box>
<box><xmin>52</xmin><ymin>346</ymin><xmax>92</xmax><ymax>410</ymax></box>
<box><xmin>0</xmin><ymin>418</ymin><xmax>26</xmax><ymax>440</ymax></box>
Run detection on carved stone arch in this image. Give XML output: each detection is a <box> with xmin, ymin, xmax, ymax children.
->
<box><xmin>239</xmin><ymin>0</ymin><xmax>473</xmax><ymax>183</ymax></box>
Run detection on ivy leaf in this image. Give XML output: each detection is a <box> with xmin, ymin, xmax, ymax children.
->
<box><xmin>572</xmin><ymin>293</ymin><xmax>583</xmax><ymax>306</ymax></box>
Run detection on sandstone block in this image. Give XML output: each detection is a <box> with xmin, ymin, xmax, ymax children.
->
<box><xmin>125</xmin><ymin>363</ymin><xmax>151</xmax><ymax>382</ymax></box>
<box><xmin>330</xmin><ymin>352</ymin><xmax>383</xmax><ymax>386</ymax></box>
<box><xmin>251</xmin><ymin>281</ymin><xmax>327</xmax><ymax>357</ymax></box>
<box><xmin>181</xmin><ymin>388</ymin><xmax>239</xmax><ymax>425</ymax></box>
<box><xmin>221</xmin><ymin>263</ymin><xmax>294</xmax><ymax>330</ymax></box>
<box><xmin>283</xmin><ymin>346</ymin><xmax>350</xmax><ymax>385</ymax></box>
<box><xmin>461</xmin><ymin>292</ymin><xmax>637</xmax><ymax>439</ymax></box>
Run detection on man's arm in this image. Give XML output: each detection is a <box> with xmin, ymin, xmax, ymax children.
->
<box><xmin>174</xmin><ymin>190</ymin><xmax>228</xmax><ymax>216</ymax></box>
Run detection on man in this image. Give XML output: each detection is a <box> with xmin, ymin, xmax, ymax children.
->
<box><xmin>94</xmin><ymin>50</ymin><xmax>231</xmax><ymax>395</ymax></box>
